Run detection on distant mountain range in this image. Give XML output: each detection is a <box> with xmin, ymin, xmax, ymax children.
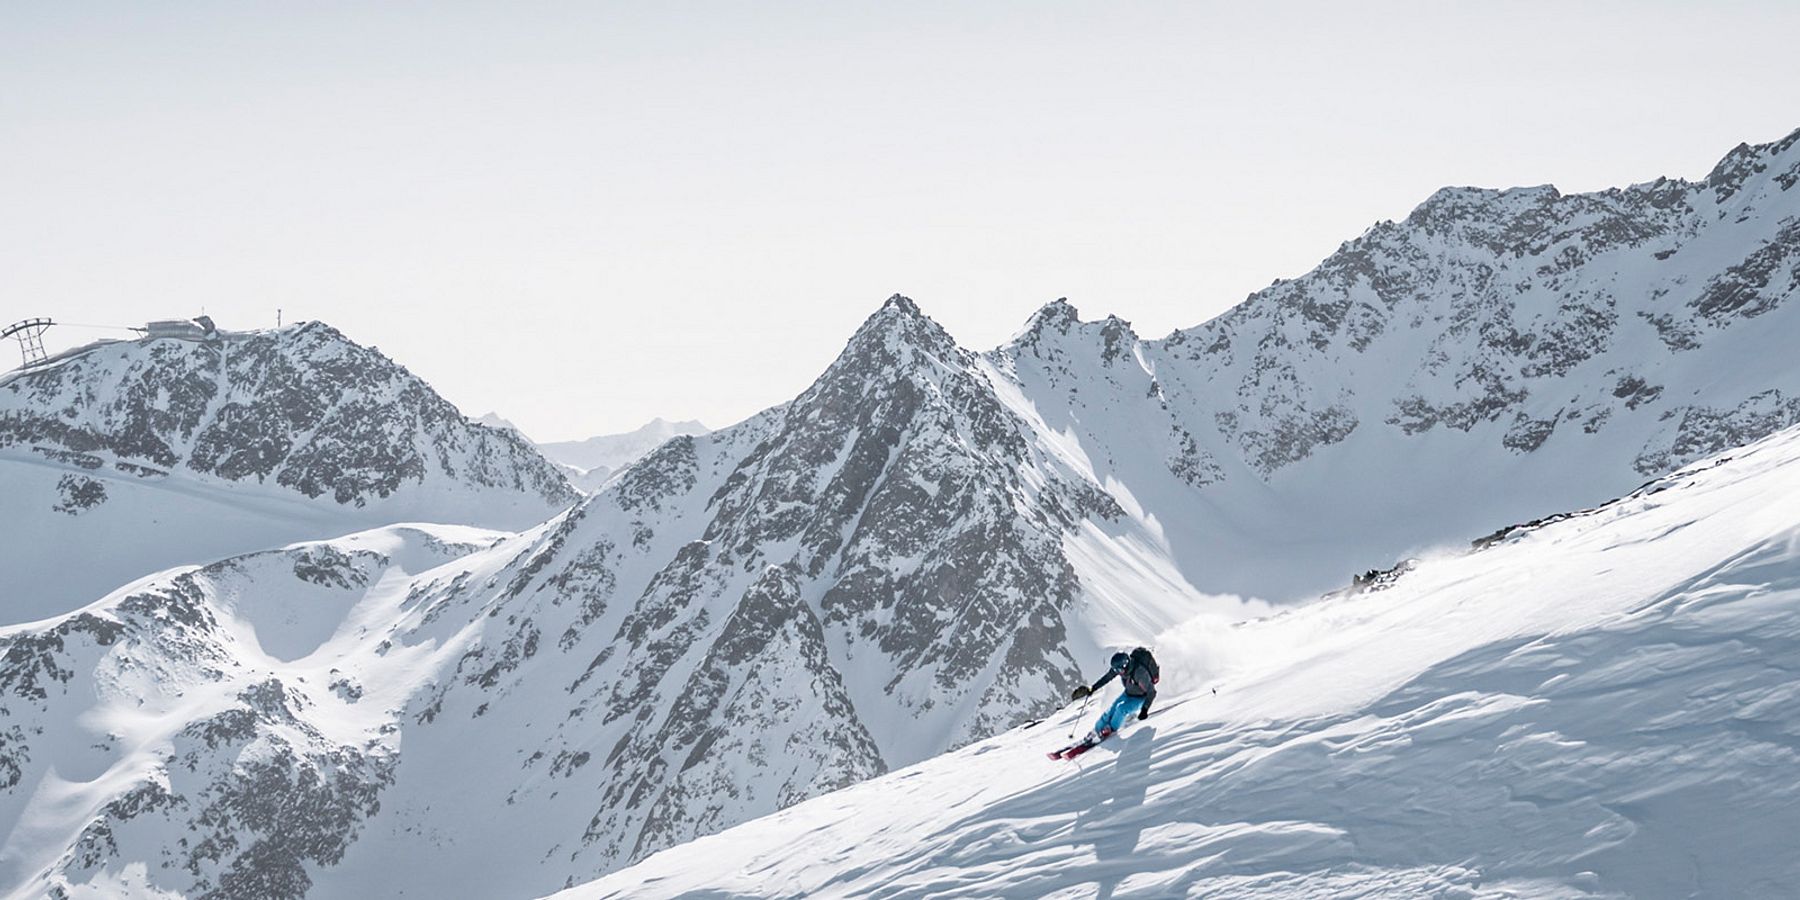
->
<box><xmin>535</xmin><ymin>418</ymin><xmax>711</xmax><ymax>493</ymax></box>
<box><xmin>466</xmin><ymin>413</ymin><xmax>709</xmax><ymax>495</ymax></box>
<box><xmin>2</xmin><ymin>127</ymin><xmax>1796</xmax><ymax>899</ymax></box>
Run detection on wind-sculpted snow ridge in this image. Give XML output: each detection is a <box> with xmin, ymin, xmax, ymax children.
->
<box><xmin>988</xmin><ymin>126</ymin><xmax>1800</xmax><ymax>600</ymax></box>
<box><xmin>0</xmin><ymin>322</ymin><xmax>577</xmax><ymax>621</ymax></box>
<box><xmin>555</xmin><ymin>423</ymin><xmax>1800</xmax><ymax>900</ymax></box>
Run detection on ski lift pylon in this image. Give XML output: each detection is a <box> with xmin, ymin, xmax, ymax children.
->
<box><xmin>2</xmin><ymin>318</ymin><xmax>54</xmax><ymax>369</ymax></box>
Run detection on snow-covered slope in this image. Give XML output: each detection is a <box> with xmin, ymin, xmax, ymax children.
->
<box><xmin>5</xmin><ymin>128</ymin><xmax>1799</xmax><ymax>898</ymax></box>
<box><xmin>536</xmin><ymin>418</ymin><xmax>711</xmax><ymax>492</ymax></box>
<box><xmin>558</xmin><ymin>422</ymin><xmax>1800</xmax><ymax>899</ymax></box>
<box><xmin>0</xmin><ymin>523</ymin><xmax>511</xmax><ymax>900</ymax></box>
<box><xmin>0</xmin><ymin>323</ymin><xmax>577</xmax><ymax>622</ymax></box>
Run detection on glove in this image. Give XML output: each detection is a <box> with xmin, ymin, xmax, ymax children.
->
<box><xmin>1137</xmin><ymin>709</ymin><xmax>1149</xmax><ymax>721</ymax></box>
<box><xmin>1071</xmin><ymin>685</ymin><xmax>1091</xmax><ymax>700</ymax></box>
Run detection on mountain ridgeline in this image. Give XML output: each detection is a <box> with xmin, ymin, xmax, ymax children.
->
<box><xmin>0</xmin><ymin>322</ymin><xmax>577</xmax><ymax>621</ymax></box>
<box><xmin>1</xmin><ymin>128</ymin><xmax>1797</xmax><ymax>899</ymax></box>
<box><xmin>0</xmin><ymin>321</ymin><xmax>573</xmax><ymax>507</ymax></box>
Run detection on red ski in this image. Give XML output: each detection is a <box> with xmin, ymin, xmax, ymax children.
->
<box><xmin>1047</xmin><ymin>728</ymin><xmax>1113</xmax><ymax>760</ymax></box>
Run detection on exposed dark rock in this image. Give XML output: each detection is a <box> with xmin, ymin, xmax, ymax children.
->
<box><xmin>1689</xmin><ymin>219</ymin><xmax>1800</xmax><ymax>325</ymax></box>
<box><xmin>1635</xmin><ymin>391</ymin><xmax>1800</xmax><ymax>476</ymax></box>
<box><xmin>1611</xmin><ymin>374</ymin><xmax>1665</xmax><ymax>410</ymax></box>
<box><xmin>52</xmin><ymin>474</ymin><xmax>107</xmax><ymax>514</ymax></box>
<box><xmin>291</xmin><ymin>545</ymin><xmax>380</xmax><ymax>589</ymax></box>
<box><xmin>1503</xmin><ymin>414</ymin><xmax>1559</xmax><ymax>453</ymax></box>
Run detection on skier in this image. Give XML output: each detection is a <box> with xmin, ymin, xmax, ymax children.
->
<box><xmin>1050</xmin><ymin>647</ymin><xmax>1159</xmax><ymax>759</ymax></box>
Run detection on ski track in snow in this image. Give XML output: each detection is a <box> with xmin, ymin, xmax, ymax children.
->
<box><xmin>555</xmin><ymin>427</ymin><xmax>1800</xmax><ymax>899</ymax></box>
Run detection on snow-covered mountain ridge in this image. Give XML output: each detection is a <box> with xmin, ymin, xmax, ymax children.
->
<box><xmin>3</xmin><ymin>128</ymin><xmax>1799</xmax><ymax>899</ymax></box>
<box><xmin>1159</xmin><ymin>129</ymin><xmax>1800</xmax><ymax>479</ymax></box>
<box><xmin>0</xmin><ymin>322</ymin><xmax>572</xmax><ymax>507</ymax></box>
<box><xmin>0</xmin><ymin>322</ymin><xmax>576</xmax><ymax>622</ymax></box>
<box><xmin>989</xmin><ymin>125</ymin><xmax>1800</xmax><ymax>599</ymax></box>
<box><xmin>560</xmin><ymin>420</ymin><xmax>1800</xmax><ymax>899</ymax></box>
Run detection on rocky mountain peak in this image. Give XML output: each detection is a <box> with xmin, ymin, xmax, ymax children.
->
<box><xmin>1096</xmin><ymin>315</ymin><xmax>1140</xmax><ymax>364</ymax></box>
<box><xmin>880</xmin><ymin>292</ymin><xmax>922</xmax><ymax>315</ymax></box>
<box><xmin>1148</xmin><ymin>126</ymin><xmax>1800</xmax><ymax>492</ymax></box>
<box><xmin>1</xmin><ymin>317</ymin><xmax>582</xmax><ymax>623</ymax></box>
<box><xmin>1018</xmin><ymin>298</ymin><xmax>1081</xmax><ymax>335</ymax></box>
<box><xmin>1705</xmin><ymin>126</ymin><xmax>1800</xmax><ymax>203</ymax></box>
<box><xmin>826</xmin><ymin>294</ymin><xmax>964</xmax><ymax>381</ymax></box>
<box><xmin>862</xmin><ymin>292</ymin><xmax>948</xmax><ymax>336</ymax></box>
<box><xmin>1403</xmin><ymin>183</ymin><xmax>1563</xmax><ymax>242</ymax></box>
<box><xmin>1005</xmin><ymin>300</ymin><xmax>1140</xmax><ymax>367</ymax></box>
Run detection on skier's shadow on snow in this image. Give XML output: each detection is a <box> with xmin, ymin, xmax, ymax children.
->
<box><xmin>945</xmin><ymin>724</ymin><xmax>1160</xmax><ymax>898</ymax></box>
<box><xmin>1073</xmin><ymin>725</ymin><xmax>1157</xmax><ymax>899</ymax></box>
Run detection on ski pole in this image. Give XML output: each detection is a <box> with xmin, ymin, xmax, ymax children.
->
<box><xmin>1068</xmin><ymin>688</ymin><xmax>1092</xmax><ymax>739</ymax></box>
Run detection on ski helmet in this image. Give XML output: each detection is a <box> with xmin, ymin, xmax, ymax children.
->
<box><xmin>1110</xmin><ymin>651</ymin><xmax>1130</xmax><ymax>671</ymax></box>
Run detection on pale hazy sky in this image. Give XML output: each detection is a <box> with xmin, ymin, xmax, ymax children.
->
<box><xmin>4</xmin><ymin>2</ymin><xmax>1798</xmax><ymax>440</ymax></box>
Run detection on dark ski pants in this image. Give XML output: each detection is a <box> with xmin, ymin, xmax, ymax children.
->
<box><xmin>1094</xmin><ymin>692</ymin><xmax>1146</xmax><ymax>735</ymax></box>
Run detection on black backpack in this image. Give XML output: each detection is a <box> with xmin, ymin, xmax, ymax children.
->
<box><xmin>1129</xmin><ymin>646</ymin><xmax>1159</xmax><ymax>683</ymax></box>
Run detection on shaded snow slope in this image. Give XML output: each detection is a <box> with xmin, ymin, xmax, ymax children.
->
<box><xmin>560</xmin><ymin>424</ymin><xmax>1800</xmax><ymax>899</ymax></box>
<box><xmin>0</xmin><ymin>323</ymin><xmax>576</xmax><ymax>622</ymax></box>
